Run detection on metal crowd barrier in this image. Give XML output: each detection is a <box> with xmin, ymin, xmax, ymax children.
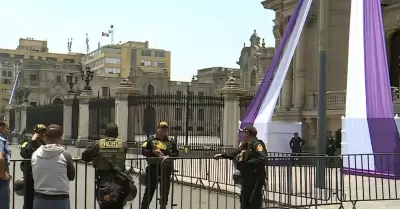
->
<box><xmin>6</xmin><ymin>154</ymin><xmax>400</xmax><ymax>208</ymax></box>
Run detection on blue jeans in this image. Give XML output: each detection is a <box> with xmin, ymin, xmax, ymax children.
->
<box><xmin>33</xmin><ymin>197</ymin><xmax>70</xmax><ymax>209</ymax></box>
<box><xmin>0</xmin><ymin>180</ymin><xmax>10</xmax><ymax>209</ymax></box>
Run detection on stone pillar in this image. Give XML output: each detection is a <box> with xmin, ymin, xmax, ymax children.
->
<box><xmin>14</xmin><ymin>105</ymin><xmax>21</xmax><ymax>133</ymax></box>
<box><xmin>218</xmin><ymin>77</ymin><xmax>244</xmax><ymax>148</ymax></box>
<box><xmin>63</xmin><ymin>93</ymin><xmax>75</xmax><ymax>140</ymax></box>
<box><xmin>115</xmin><ymin>79</ymin><xmax>139</xmax><ymax>143</ymax></box>
<box><xmin>20</xmin><ymin>103</ymin><xmax>28</xmax><ymax>132</ymax></box>
<box><xmin>4</xmin><ymin>105</ymin><xmax>12</xmax><ymax>123</ymax></box>
<box><xmin>293</xmin><ymin>31</ymin><xmax>307</xmax><ymax>109</ymax></box>
<box><xmin>76</xmin><ymin>90</ymin><xmax>92</xmax><ymax>148</ymax></box>
<box><xmin>280</xmin><ymin>67</ymin><xmax>293</xmax><ymax>110</ymax></box>
<box><xmin>305</xmin><ymin>117</ymin><xmax>317</xmax><ymax>153</ymax></box>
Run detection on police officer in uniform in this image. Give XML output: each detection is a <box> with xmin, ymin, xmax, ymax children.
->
<box><xmin>20</xmin><ymin>124</ymin><xmax>46</xmax><ymax>209</ymax></box>
<box><xmin>81</xmin><ymin>123</ymin><xmax>131</xmax><ymax>209</ymax></box>
<box><xmin>289</xmin><ymin>132</ymin><xmax>305</xmax><ymax>154</ymax></box>
<box><xmin>326</xmin><ymin>130</ymin><xmax>336</xmax><ymax>165</ymax></box>
<box><xmin>140</xmin><ymin>121</ymin><xmax>179</xmax><ymax>209</ymax></box>
<box><xmin>214</xmin><ymin>126</ymin><xmax>267</xmax><ymax>209</ymax></box>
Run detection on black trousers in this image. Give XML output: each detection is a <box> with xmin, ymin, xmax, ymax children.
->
<box><xmin>240</xmin><ymin>175</ymin><xmax>265</xmax><ymax>209</ymax></box>
<box><xmin>23</xmin><ymin>174</ymin><xmax>34</xmax><ymax>209</ymax></box>
<box><xmin>97</xmin><ymin>178</ymin><xmax>130</xmax><ymax>209</ymax></box>
<box><xmin>140</xmin><ymin>165</ymin><xmax>173</xmax><ymax>209</ymax></box>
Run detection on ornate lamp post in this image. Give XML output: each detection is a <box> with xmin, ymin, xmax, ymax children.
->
<box><xmin>80</xmin><ymin>67</ymin><xmax>94</xmax><ymax>90</ymax></box>
<box><xmin>66</xmin><ymin>72</ymin><xmax>78</xmax><ymax>93</ymax></box>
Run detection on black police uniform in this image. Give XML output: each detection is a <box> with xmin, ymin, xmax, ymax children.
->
<box><xmin>140</xmin><ymin>134</ymin><xmax>179</xmax><ymax>209</ymax></box>
<box><xmin>82</xmin><ymin>137</ymin><xmax>130</xmax><ymax>209</ymax></box>
<box><xmin>290</xmin><ymin>135</ymin><xmax>305</xmax><ymax>154</ymax></box>
<box><xmin>219</xmin><ymin>128</ymin><xmax>267</xmax><ymax>209</ymax></box>
<box><xmin>20</xmin><ymin>125</ymin><xmax>45</xmax><ymax>209</ymax></box>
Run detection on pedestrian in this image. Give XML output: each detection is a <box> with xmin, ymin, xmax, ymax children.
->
<box><xmin>81</xmin><ymin>123</ymin><xmax>136</xmax><ymax>209</ymax></box>
<box><xmin>31</xmin><ymin>124</ymin><xmax>75</xmax><ymax>209</ymax></box>
<box><xmin>140</xmin><ymin>121</ymin><xmax>179</xmax><ymax>209</ymax></box>
<box><xmin>20</xmin><ymin>124</ymin><xmax>46</xmax><ymax>209</ymax></box>
<box><xmin>0</xmin><ymin>120</ymin><xmax>11</xmax><ymax>209</ymax></box>
<box><xmin>214</xmin><ymin>126</ymin><xmax>267</xmax><ymax>209</ymax></box>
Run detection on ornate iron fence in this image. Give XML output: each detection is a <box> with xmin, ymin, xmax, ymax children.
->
<box><xmin>128</xmin><ymin>92</ymin><xmax>224</xmax><ymax>147</ymax></box>
<box><xmin>88</xmin><ymin>94</ymin><xmax>115</xmax><ymax>140</ymax></box>
<box><xmin>26</xmin><ymin>104</ymin><xmax>63</xmax><ymax>131</ymax></box>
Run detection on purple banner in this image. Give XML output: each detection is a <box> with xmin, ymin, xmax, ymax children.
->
<box><xmin>240</xmin><ymin>0</ymin><xmax>305</xmax><ymax>130</ymax></box>
<box><xmin>363</xmin><ymin>0</ymin><xmax>400</xmax><ymax>175</ymax></box>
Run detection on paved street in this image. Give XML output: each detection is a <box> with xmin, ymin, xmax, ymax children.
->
<box><xmin>8</xmin><ymin>146</ymin><xmax>241</xmax><ymax>209</ymax></box>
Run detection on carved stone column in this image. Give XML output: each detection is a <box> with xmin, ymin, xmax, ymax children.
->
<box><xmin>115</xmin><ymin>79</ymin><xmax>139</xmax><ymax>143</ymax></box>
<box><xmin>280</xmin><ymin>66</ymin><xmax>293</xmax><ymax>110</ymax></box>
<box><xmin>63</xmin><ymin>93</ymin><xmax>75</xmax><ymax>140</ymax></box>
<box><xmin>218</xmin><ymin>77</ymin><xmax>244</xmax><ymax>148</ymax></box>
<box><xmin>293</xmin><ymin>32</ymin><xmax>306</xmax><ymax>109</ymax></box>
<box><xmin>76</xmin><ymin>90</ymin><xmax>92</xmax><ymax>148</ymax></box>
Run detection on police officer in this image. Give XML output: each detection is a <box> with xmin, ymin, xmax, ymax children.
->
<box><xmin>81</xmin><ymin>123</ymin><xmax>131</xmax><ymax>209</ymax></box>
<box><xmin>289</xmin><ymin>132</ymin><xmax>305</xmax><ymax>154</ymax></box>
<box><xmin>140</xmin><ymin>121</ymin><xmax>179</xmax><ymax>209</ymax></box>
<box><xmin>214</xmin><ymin>126</ymin><xmax>267</xmax><ymax>209</ymax></box>
<box><xmin>326</xmin><ymin>130</ymin><xmax>336</xmax><ymax>165</ymax></box>
<box><xmin>20</xmin><ymin>124</ymin><xmax>46</xmax><ymax>209</ymax></box>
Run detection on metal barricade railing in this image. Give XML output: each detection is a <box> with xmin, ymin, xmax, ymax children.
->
<box><xmin>6</xmin><ymin>153</ymin><xmax>400</xmax><ymax>208</ymax></box>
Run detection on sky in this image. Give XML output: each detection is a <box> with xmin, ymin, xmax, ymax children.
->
<box><xmin>0</xmin><ymin>0</ymin><xmax>275</xmax><ymax>81</ymax></box>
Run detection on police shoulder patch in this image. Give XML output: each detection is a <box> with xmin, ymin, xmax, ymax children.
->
<box><xmin>256</xmin><ymin>143</ymin><xmax>263</xmax><ymax>152</ymax></box>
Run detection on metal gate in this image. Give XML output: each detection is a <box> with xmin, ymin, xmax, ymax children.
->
<box><xmin>26</xmin><ymin>104</ymin><xmax>63</xmax><ymax>131</ymax></box>
<box><xmin>70</xmin><ymin>97</ymin><xmax>79</xmax><ymax>139</ymax></box>
<box><xmin>239</xmin><ymin>94</ymin><xmax>254</xmax><ymax>120</ymax></box>
<box><xmin>88</xmin><ymin>95</ymin><xmax>115</xmax><ymax>140</ymax></box>
<box><xmin>128</xmin><ymin>92</ymin><xmax>224</xmax><ymax>147</ymax></box>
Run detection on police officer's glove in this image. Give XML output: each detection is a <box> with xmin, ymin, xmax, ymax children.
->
<box><xmin>213</xmin><ymin>154</ymin><xmax>223</xmax><ymax>160</ymax></box>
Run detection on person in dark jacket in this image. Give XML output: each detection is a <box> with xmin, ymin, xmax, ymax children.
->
<box><xmin>20</xmin><ymin>124</ymin><xmax>46</xmax><ymax>209</ymax></box>
<box><xmin>289</xmin><ymin>132</ymin><xmax>305</xmax><ymax>154</ymax></box>
<box><xmin>214</xmin><ymin>126</ymin><xmax>267</xmax><ymax>209</ymax></box>
<box><xmin>140</xmin><ymin>121</ymin><xmax>179</xmax><ymax>209</ymax></box>
<box><xmin>326</xmin><ymin>130</ymin><xmax>336</xmax><ymax>165</ymax></box>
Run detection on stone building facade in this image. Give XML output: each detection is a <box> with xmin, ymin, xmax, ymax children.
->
<box><xmin>261</xmin><ymin>0</ymin><xmax>400</xmax><ymax>152</ymax></box>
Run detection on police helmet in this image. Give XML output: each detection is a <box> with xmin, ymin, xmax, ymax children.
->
<box><xmin>14</xmin><ymin>177</ymin><xmax>25</xmax><ymax>196</ymax></box>
<box><xmin>123</xmin><ymin>182</ymin><xmax>138</xmax><ymax>205</ymax></box>
<box><xmin>33</xmin><ymin>124</ymin><xmax>46</xmax><ymax>133</ymax></box>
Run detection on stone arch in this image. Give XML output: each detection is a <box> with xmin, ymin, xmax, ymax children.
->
<box><xmin>250</xmin><ymin>69</ymin><xmax>257</xmax><ymax>87</ymax></box>
<box><xmin>52</xmin><ymin>97</ymin><xmax>63</xmax><ymax>105</ymax></box>
<box><xmin>390</xmin><ymin>30</ymin><xmax>400</xmax><ymax>88</ymax></box>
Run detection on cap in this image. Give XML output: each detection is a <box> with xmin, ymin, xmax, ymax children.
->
<box><xmin>239</xmin><ymin>126</ymin><xmax>257</xmax><ymax>135</ymax></box>
<box><xmin>45</xmin><ymin>124</ymin><xmax>62</xmax><ymax>138</ymax></box>
<box><xmin>34</xmin><ymin>124</ymin><xmax>46</xmax><ymax>132</ymax></box>
<box><xmin>158</xmin><ymin>121</ymin><xmax>169</xmax><ymax>128</ymax></box>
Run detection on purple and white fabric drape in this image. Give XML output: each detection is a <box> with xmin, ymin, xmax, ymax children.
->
<box><xmin>344</xmin><ymin>0</ymin><xmax>400</xmax><ymax>177</ymax></box>
<box><xmin>239</xmin><ymin>0</ymin><xmax>312</xmax><ymax>143</ymax></box>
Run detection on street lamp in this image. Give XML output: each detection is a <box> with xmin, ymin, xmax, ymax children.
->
<box><xmin>66</xmin><ymin>72</ymin><xmax>78</xmax><ymax>93</ymax></box>
<box><xmin>80</xmin><ymin>67</ymin><xmax>94</xmax><ymax>90</ymax></box>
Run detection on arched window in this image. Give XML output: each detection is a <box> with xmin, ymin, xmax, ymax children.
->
<box><xmin>250</xmin><ymin>70</ymin><xmax>257</xmax><ymax>86</ymax></box>
<box><xmin>147</xmin><ymin>84</ymin><xmax>154</xmax><ymax>95</ymax></box>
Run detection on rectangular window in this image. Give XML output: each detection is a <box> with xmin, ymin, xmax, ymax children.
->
<box><xmin>105</xmin><ymin>57</ymin><xmax>121</xmax><ymax>64</ymax></box>
<box><xmin>2</xmin><ymin>79</ymin><xmax>11</xmax><ymax>84</ymax></box>
<box><xmin>175</xmin><ymin>108</ymin><xmax>183</xmax><ymax>120</ymax></box>
<box><xmin>141</xmin><ymin>50</ymin><xmax>152</xmax><ymax>57</ymax></box>
<box><xmin>7</xmin><ymin>71</ymin><xmax>12</xmax><ymax>77</ymax></box>
<box><xmin>198</xmin><ymin>109</ymin><xmax>205</xmax><ymax>121</ymax></box>
<box><xmin>188</xmin><ymin>109</ymin><xmax>193</xmax><ymax>120</ymax></box>
<box><xmin>38</xmin><ymin>56</ymin><xmax>43</xmax><ymax>60</ymax></box>
<box><xmin>157</xmin><ymin>62</ymin><xmax>165</xmax><ymax>68</ymax></box>
<box><xmin>140</xmin><ymin>60</ymin><xmax>152</xmax><ymax>67</ymax></box>
<box><xmin>154</xmin><ymin>51</ymin><xmax>165</xmax><ymax>57</ymax></box>
<box><xmin>1</xmin><ymin>71</ymin><xmax>6</xmax><ymax>77</ymax></box>
<box><xmin>29</xmin><ymin>74</ymin><xmax>37</xmax><ymax>81</ymax></box>
<box><xmin>102</xmin><ymin>87</ymin><xmax>109</xmax><ymax>97</ymax></box>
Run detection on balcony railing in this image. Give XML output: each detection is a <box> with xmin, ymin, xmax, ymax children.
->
<box><xmin>306</xmin><ymin>87</ymin><xmax>400</xmax><ymax>109</ymax></box>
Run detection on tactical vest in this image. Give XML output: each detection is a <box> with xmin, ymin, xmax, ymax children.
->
<box><xmin>94</xmin><ymin>138</ymin><xmax>126</xmax><ymax>171</ymax></box>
